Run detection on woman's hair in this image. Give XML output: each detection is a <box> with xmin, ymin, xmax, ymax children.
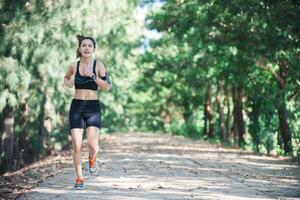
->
<box><xmin>76</xmin><ymin>34</ymin><xmax>96</xmax><ymax>58</ymax></box>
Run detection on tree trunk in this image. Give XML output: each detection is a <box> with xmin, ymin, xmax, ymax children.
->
<box><xmin>232</xmin><ymin>87</ymin><xmax>238</xmax><ymax>145</ymax></box>
<box><xmin>1</xmin><ymin>105</ymin><xmax>14</xmax><ymax>171</ymax></box>
<box><xmin>204</xmin><ymin>83</ymin><xmax>214</xmax><ymax>138</ymax></box>
<box><xmin>37</xmin><ymin>92</ymin><xmax>47</xmax><ymax>158</ymax></box>
<box><xmin>203</xmin><ymin>85</ymin><xmax>208</xmax><ymax>136</ymax></box>
<box><xmin>183</xmin><ymin>99</ymin><xmax>193</xmax><ymax>124</ymax></box>
<box><xmin>216</xmin><ymin>79</ymin><xmax>225</xmax><ymax>142</ymax></box>
<box><xmin>224</xmin><ymin>84</ymin><xmax>230</xmax><ymax>141</ymax></box>
<box><xmin>250</xmin><ymin>99</ymin><xmax>260</xmax><ymax>152</ymax></box>
<box><xmin>203</xmin><ymin>107</ymin><xmax>207</xmax><ymax>136</ymax></box>
<box><xmin>232</xmin><ymin>85</ymin><xmax>245</xmax><ymax>147</ymax></box>
<box><xmin>276</xmin><ymin>62</ymin><xmax>292</xmax><ymax>154</ymax></box>
<box><xmin>276</xmin><ymin>97</ymin><xmax>292</xmax><ymax>153</ymax></box>
<box><xmin>17</xmin><ymin>102</ymin><xmax>30</xmax><ymax>168</ymax></box>
<box><xmin>257</xmin><ymin>60</ymin><xmax>293</xmax><ymax>154</ymax></box>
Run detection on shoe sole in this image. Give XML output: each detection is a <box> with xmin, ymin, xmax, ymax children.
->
<box><xmin>74</xmin><ymin>186</ymin><xmax>84</xmax><ymax>190</ymax></box>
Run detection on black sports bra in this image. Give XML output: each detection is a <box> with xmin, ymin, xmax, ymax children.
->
<box><xmin>74</xmin><ymin>60</ymin><xmax>98</xmax><ymax>90</ymax></box>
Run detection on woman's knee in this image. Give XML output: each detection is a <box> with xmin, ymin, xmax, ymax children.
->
<box><xmin>73</xmin><ymin>142</ymin><xmax>82</xmax><ymax>154</ymax></box>
<box><xmin>71</xmin><ymin>129</ymin><xmax>83</xmax><ymax>154</ymax></box>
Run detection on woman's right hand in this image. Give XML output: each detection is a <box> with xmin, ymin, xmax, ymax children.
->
<box><xmin>64</xmin><ymin>78</ymin><xmax>74</xmax><ymax>88</ymax></box>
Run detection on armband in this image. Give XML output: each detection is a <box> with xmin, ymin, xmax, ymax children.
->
<box><xmin>105</xmin><ymin>72</ymin><xmax>111</xmax><ymax>85</ymax></box>
<box><xmin>100</xmin><ymin>72</ymin><xmax>111</xmax><ymax>85</ymax></box>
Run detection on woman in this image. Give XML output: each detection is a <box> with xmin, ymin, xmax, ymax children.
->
<box><xmin>64</xmin><ymin>34</ymin><xmax>111</xmax><ymax>190</ymax></box>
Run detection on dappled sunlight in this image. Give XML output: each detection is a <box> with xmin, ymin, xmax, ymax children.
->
<box><xmin>21</xmin><ymin>133</ymin><xmax>300</xmax><ymax>199</ymax></box>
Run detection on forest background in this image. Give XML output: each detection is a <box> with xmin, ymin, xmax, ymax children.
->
<box><xmin>0</xmin><ymin>0</ymin><xmax>299</xmax><ymax>174</ymax></box>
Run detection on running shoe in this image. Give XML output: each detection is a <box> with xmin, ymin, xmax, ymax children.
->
<box><xmin>88</xmin><ymin>153</ymin><xmax>99</xmax><ymax>174</ymax></box>
<box><xmin>74</xmin><ymin>177</ymin><xmax>84</xmax><ymax>190</ymax></box>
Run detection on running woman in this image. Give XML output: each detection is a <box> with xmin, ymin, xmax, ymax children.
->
<box><xmin>63</xmin><ymin>34</ymin><xmax>111</xmax><ymax>190</ymax></box>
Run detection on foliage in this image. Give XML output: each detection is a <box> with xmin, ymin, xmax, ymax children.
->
<box><xmin>133</xmin><ymin>0</ymin><xmax>300</xmax><ymax>156</ymax></box>
<box><xmin>0</xmin><ymin>0</ymin><xmax>143</xmax><ymax>172</ymax></box>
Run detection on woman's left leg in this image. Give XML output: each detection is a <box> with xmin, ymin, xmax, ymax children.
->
<box><xmin>87</xmin><ymin>126</ymin><xmax>100</xmax><ymax>158</ymax></box>
<box><xmin>86</xmin><ymin>126</ymin><xmax>100</xmax><ymax>174</ymax></box>
<box><xmin>85</xmin><ymin>103</ymin><xmax>101</xmax><ymax>174</ymax></box>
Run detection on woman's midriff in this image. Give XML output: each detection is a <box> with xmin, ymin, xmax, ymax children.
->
<box><xmin>74</xmin><ymin>89</ymin><xmax>98</xmax><ymax>100</ymax></box>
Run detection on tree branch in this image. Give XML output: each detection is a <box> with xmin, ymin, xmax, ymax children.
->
<box><xmin>255</xmin><ymin>59</ymin><xmax>285</xmax><ymax>89</ymax></box>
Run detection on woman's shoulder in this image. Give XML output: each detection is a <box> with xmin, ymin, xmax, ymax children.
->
<box><xmin>67</xmin><ymin>61</ymin><xmax>78</xmax><ymax>72</ymax></box>
<box><xmin>95</xmin><ymin>60</ymin><xmax>106</xmax><ymax>70</ymax></box>
<box><xmin>70</xmin><ymin>60</ymin><xmax>79</xmax><ymax>66</ymax></box>
<box><xmin>95</xmin><ymin>60</ymin><xmax>105</xmax><ymax>66</ymax></box>
<box><xmin>69</xmin><ymin>60</ymin><xmax>78</xmax><ymax>68</ymax></box>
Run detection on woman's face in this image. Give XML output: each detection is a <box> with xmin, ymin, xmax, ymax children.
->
<box><xmin>79</xmin><ymin>39</ymin><xmax>95</xmax><ymax>58</ymax></box>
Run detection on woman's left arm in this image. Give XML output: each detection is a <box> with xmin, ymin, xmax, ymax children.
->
<box><xmin>94</xmin><ymin>61</ymin><xmax>111</xmax><ymax>92</ymax></box>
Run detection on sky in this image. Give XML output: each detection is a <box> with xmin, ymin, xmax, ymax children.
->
<box><xmin>136</xmin><ymin>0</ymin><xmax>164</xmax><ymax>52</ymax></box>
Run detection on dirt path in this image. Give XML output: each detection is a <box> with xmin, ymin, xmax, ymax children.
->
<box><xmin>19</xmin><ymin>132</ymin><xmax>300</xmax><ymax>200</ymax></box>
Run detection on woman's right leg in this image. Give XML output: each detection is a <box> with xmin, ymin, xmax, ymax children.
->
<box><xmin>71</xmin><ymin>128</ymin><xmax>84</xmax><ymax>179</ymax></box>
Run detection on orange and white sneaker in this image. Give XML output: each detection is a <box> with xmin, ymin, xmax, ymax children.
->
<box><xmin>74</xmin><ymin>177</ymin><xmax>84</xmax><ymax>190</ymax></box>
<box><xmin>88</xmin><ymin>154</ymin><xmax>99</xmax><ymax>174</ymax></box>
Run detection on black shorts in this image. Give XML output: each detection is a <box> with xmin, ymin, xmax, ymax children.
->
<box><xmin>69</xmin><ymin>99</ymin><xmax>101</xmax><ymax>130</ymax></box>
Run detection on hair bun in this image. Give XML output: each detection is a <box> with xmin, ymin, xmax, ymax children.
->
<box><xmin>76</xmin><ymin>34</ymin><xmax>85</xmax><ymax>41</ymax></box>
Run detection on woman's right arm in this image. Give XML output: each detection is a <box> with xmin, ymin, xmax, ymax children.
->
<box><xmin>64</xmin><ymin>63</ymin><xmax>74</xmax><ymax>88</ymax></box>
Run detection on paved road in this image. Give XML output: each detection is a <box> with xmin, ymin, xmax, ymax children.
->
<box><xmin>20</xmin><ymin>132</ymin><xmax>300</xmax><ymax>200</ymax></box>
